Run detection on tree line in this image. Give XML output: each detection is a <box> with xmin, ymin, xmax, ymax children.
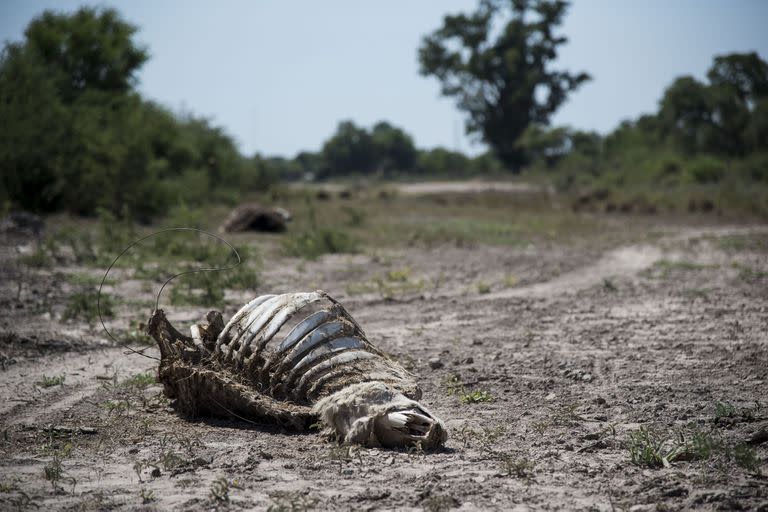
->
<box><xmin>517</xmin><ymin>52</ymin><xmax>768</xmax><ymax>189</ymax></box>
<box><xmin>1</xmin><ymin>3</ymin><xmax>765</xmax><ymax>221</ymax></box>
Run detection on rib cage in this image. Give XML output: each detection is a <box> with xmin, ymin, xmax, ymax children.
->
<box><xmin>210</xmin><ymin>291</ymin><xmax>420</xmax><ymax>404</ymax></box>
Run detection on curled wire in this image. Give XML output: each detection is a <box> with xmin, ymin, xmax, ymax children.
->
<box><xmin>97</xmin><ymin>227</ymin><xmax>241</xmax><ymax>360</ymax></box>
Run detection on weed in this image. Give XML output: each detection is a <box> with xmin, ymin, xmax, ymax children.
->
<box><xmin>476</xmin><ymin>281</ymin><xmax>491</xmax><ymax>294</ymax></box>
<box><xmin>283</xmin><ymin>228</ymin><xmax>357</xmax><ymax>260</ymax></box>
<box><xmin>734</xmin><ymin>264</ymin><xmax>768</xmax><ymax>282</ymax></box>
<box><xmin>326</xmin><ymin>445</ymin><xmax>363</xmax><ymax>474</ymax></box>
<box><xmin>500</xmin><ymin>455</ymin><xmax>536</xmax><ymax>478</ymax></box>
<box><xmin>732</xmin><ymin>444</ymin><xmax>760</xmax><ymax>472</ymax></box>
<box><xmin>455</xmin><ymin>425</ymin><xmax>506</xmax><ymax>450</ymax></box>
<box><xmin>223</xmin><ymin>264</ymin><xmax>261</xmax><ymax>290</ymax></box>
<box><xmin>341</xmin><ymin>206</ymin><xmax>366</xmax><ymax>227</ymax></box>
<box><xmin>120</xmin><ymin>322</ymin><xmax>154</xmax><ymax>347</ymax></box>
<box><xmin>682</xmin><ymin>288</ymin><xmax>709</xmax><ymax>299</ymax></box>
<box><xmin>158</xmin><ymin>451</ymin><xmax>186</xmax><ymax>472</ymax></box>
<box><xmin>460</xmin><ymin>390</ymin><xmax>494</xmax><ymax>404</ymax></box>
<box><xmin>267</xmin><ymin>492</ymin><xmax>318</xmax><ymax>512</ymax></box>
<box><xmin>714</xmin><ymin>401</ymin><xmax>757</xmax><ymax>422</ymax></box>
<box><xmin>503</xmin><ymin>274</ymin><xmax>519</xmax><ymax>287</ymax></box>
<box><xmin>18</xmin><ymin>244</ymin><xmax>52</xmax><ymax>268</ymax></box>
<box><xmin>283</xmin><ymin>198</ymin><xmax>357</xmax><ymax>259</ymax></box>
<box><xmin>210</xmin><ymin>476</ymin><xmax>242</xmax><ymax>503</ymax></box>
<box><xmin>42</xmin><ymin>442</ymin><xmax>73</xmax><ymax>491</ymax></box>
<box><xmin>101</xmin><ymin>399</ymin><xmax>130</xmax><ymax>416</ymax></box>
<box><xmin>602</xmin><ymin>277</ymin><xmax>617</xmax><ymax>292</ymax></box>
<box><xmin>37</xmin><ymin>374</ymin><xmax>65</xmax><ymax>388</ymax></box>
<box><xmin>140</xmin><ymin>488</ymin><xmax>156</xmax><ymax>504</ymax></box>
<box><xmin>421</xmin><ymin>494</ymin><xmax>459</xmax><ymax>512</ymax></box>
<box><xmin>346</xmin><ymin>268</ymin><xmax>426</xmax><ymax>299</ymax></box>
<box><xmin>63</xmin><ymin>289</ymin><xmax>116</xmax><ymax>323</ymax></box>
<box><xmin>169</xmin><ymin>271</ymin><xmax>224</xmax><ymax>306</ymax></box>
<box><xmin>443</xmin><ymin>375</ymin><xmax>464</xmax><ymax>396</ymax></box>
<box><xmin>646</xmin><ymin>259</ymin><xmax>715</xmax><ymax>279</ymax></box>
<box><xmin>0</xmin><ymin>481</ymin><xmax>18</xmax><ymax>493</ymax></box>
<box><xmin>444</xmin><ymin>375</ymin><xmax>494</xmax><ymax>404</ymax></box>
<box><xmin>628</xmin><ymin>426</ymin><xmax>687</xmax><ymax>468</ymax></box>
<box><xmin>123</xmin><ymin>372</ymin><xmax>156</xmax><ymax>389</ymax></box>
<box><xmin>386</xmin><ymin>267</ymin><xmax>411</xmax><ymax>282</ymax></box>
<box><xmin>714</xmin><ymin>401</ymin><xmax>737</xmax><ymax>420</ymax></box>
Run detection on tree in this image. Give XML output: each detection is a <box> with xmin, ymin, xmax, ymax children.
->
<box><xmin>371</xmin><ymin>121</ymin><xmax>417</xmax><ymax>174</ymax></box>
<box><xmin>658</xmin><ymin>76</ymin><xmax>713</xmax><ymax>154</ymax></box>
<box><xmin>418</xmin><ymin>0</ymin><xmax>590</xmax><ymax>170</ymax></box>
<box><xmin>706</xmin><ymin>53</ymin><xmax>768</xmax><ymax>156</ymax></box>
<box><xmin>23</xmin><ymin>7</ymin><xmax>148</xmax><ymax>103</ymax></box>
<box><xmin>321</xmin><ymin>121</ymin><xmax>375</xmax><ymax>176</ymax></box>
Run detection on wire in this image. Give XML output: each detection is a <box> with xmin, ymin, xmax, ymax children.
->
<box><xmin>97</xmin><ymin>227</ymin><xmax>241</xmax><ymax>360</ymax></box>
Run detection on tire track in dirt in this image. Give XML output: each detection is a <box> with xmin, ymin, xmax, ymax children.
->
<box><xmin>478</xmin><ymin>244</ymin><xmax>662</xmax><ymax>300</ymax></box>
<box><xmin>475</xmin><ymin>224</ymin><xmax>768</xmax><ymax>302</ymax></box>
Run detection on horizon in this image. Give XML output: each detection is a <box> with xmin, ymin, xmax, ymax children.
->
<box><xmin>1</xmin><ymin>0</ymin><xmax>767</xmax><ymax>158</ymax></box>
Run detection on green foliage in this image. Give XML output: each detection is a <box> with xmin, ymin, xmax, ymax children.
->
<box><xmin>283</xmin><ymin>228</ymin><xmax>357</xmax><ymax>260</ymax></box>
<box><xmin>0</xmin><ymin>7</ymin><xmax>273</xmax><ymax>220</ymax></box>
<box><xmin>169</xmin><ymin>271</ymin><xmax>225</xmax><ymax>306</ymax></box>
<box><xmin>460</xmin><ymin>390</ymin><xmax>494</xmax><ymax>404</ymax></box>
<box><xmin>628</xmin><ymin>427</ymin><xmax>687</xmax><ymax>468</ymax></box>
<box><xmin>418</xmin><ymin>0</ymin><xmax>590</xmax><ymax>169</ymax></box>
<box><xmin>123</xmin><ymin>372</ymin><xmax>156</xmax><ymax>389</ymax></box>
<box><xmin>283</xmin><ymin>199</ymin><xmax>357</xmax><ymax>259</ymax></box>
<box><xmin>63</xmin><ymin>289</ymin><xmax>116</xmax><ymax>323</ymax></box>
<box><xmin>37</xmin><ymin>374</ymin><xmax>66</xmax><ymax>388</ymax></box>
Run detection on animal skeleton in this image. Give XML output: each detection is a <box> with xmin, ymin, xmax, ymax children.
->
<box><xmin>147</xmin><ymin>290</ymin><xmax>447</xmax><ymax>449</ymax></box>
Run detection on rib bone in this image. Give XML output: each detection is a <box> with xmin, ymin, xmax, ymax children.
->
<box><xmin>147</xmin><ymin>290</ymin><xmax>447</xmax><ymax>449</ymax></box>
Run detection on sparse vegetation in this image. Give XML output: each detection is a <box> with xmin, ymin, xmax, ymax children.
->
<box><xmin>210</xmin><ymin>477</ymin><xmax>241</xmax><ymax>503</ymax></box>
<box><xmin>476</xmin><ymin>281</ymin><xmax>491</xmax><ymax>294</ymax></box>
<box><xmin>63</xmin><ymin>289</ymin><xmax>116</xmax><ymax>323</ymax></box>
<box><xmin>601</xmin><ymin>277</ymin><xmax>617</xmax><ymax>292</ymax></box>
<box><xmin>140</xmin><ymin>488</ymin><xmax>155</xmax><ymax>504</ymax></box>
<box><xmin>123</xmin><ymin>372</ymin><xmax>156</xmax><ymax>389</ymax></box>
<box><xmin>460</xmin><ymin>390</ymin><xmax>494</xmax><ymax>404</ymax></box>
<box><xmin>36</xmin><ymin>374</ymin><xmax>65</xmax><ymax>388</ymax></box>
<box><xmin>628</xmin><ymin>426</ymin><xmax>689</xmax><ymax>468</ymax></box>
<box><xmin>42</xmin><ymin>441</ymin><xmax>73</xmax><ymax>491</ymax></box>
<box><xmin>628</xmin><ymin>425</ymin><xmax>763</xmax><ymax>472</ymax></box>
<box><xmin>267</xmin><ymin>492</ymin><xmax>318</xmax><ymax>512</ymax></box>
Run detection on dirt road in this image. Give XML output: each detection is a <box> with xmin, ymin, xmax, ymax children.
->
<box><xmin>1</xmin><ymin>220</ymin><xmax>767</xmax><ymax>511</ymax></box>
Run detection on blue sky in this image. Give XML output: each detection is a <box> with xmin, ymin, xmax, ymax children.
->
<box><xmin>2</xmin><ymin>1</ymin><xmax>767</xmax><ymax>157</ymax></box>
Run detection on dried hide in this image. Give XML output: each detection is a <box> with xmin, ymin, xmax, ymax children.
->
<box><xmin>220</xmin><ymin>204</ymin><xmax>291</xmax><ymax>233</ymax></box>
<box><xmin>147</xmin><ymin>291</ymin><xmax>447</xmax><ymax>449</ymax></box>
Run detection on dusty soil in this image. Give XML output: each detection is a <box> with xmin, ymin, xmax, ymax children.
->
<box><xmin>1</xmin><ymin>203</ymin><xmax>767</xmax><ymax>511</ymax></box>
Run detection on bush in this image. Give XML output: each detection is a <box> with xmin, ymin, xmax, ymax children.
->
<box><xmin>686</xmin><ymin>156</ymin><xmax>726</xmax><ymax>184</ymax></box>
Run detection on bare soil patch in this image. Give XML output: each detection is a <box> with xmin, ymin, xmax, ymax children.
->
<box><xmin>1</xmin><ymin>207</ymin><xmax>767</xmax><ymax>511</ymax></box>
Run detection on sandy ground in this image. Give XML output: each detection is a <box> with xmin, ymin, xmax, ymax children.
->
<box><xmin>1</xmin><ymin>213</ymin><xmax>767</xmax><ymax>511</ymax></box>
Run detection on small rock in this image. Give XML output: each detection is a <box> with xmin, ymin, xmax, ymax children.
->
<box><xmin>582</xmin><ymin>373</ymin><xmax>593</xmax><ymax>382</ymax></box>
<box><xmin>150</xmin><ymin>467</ymin><xmax>161</xmax><ymax>478</ymax></box>
<box><xmin>595</xmin><ymin>397</ymin><xmax>606</xmax><ymax>405</ymax></box>
<box><xmin>545</xmin><ymin>392</ymin><xmax>556</xmax><ymax>401</ymax></box>
<box><xmin>428</xmin><ymin>358</ymin><xmax>444</xmax><ymax>370</ymax></box>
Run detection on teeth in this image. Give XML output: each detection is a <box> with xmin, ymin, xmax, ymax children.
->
<box><xmin>387</xmin><ymin>412</ymin><xmax>409</xmax><ymax>429</ymax></box>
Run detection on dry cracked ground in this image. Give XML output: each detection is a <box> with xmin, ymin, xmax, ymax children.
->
<box><xmin>1</xmin><ymin>187</ymin><xmax>767</xmax><ymax>511</ymax></box>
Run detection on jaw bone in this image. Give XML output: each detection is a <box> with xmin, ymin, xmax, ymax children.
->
<box><xmin>313</xmin><ymin>381</ymin><xmax>447</xmax><ymax>449</ymax></box>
